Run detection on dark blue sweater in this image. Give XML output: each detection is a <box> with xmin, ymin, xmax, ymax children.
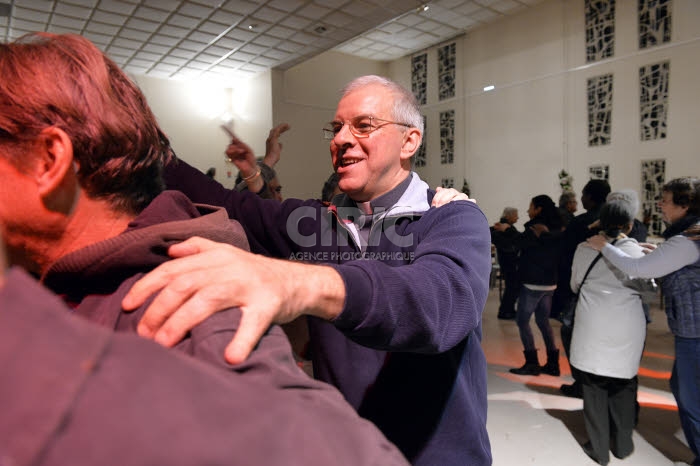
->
<box><xmin>165</xmin><ymin>160</ymin><xmax>493</xmax><ymax>465</ymax></box>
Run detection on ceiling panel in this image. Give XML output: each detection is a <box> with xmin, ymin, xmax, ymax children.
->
<box><xmin>0</xmin><ymin>0</ymin><xmax>544</xmax><ymax>81</ymax></box>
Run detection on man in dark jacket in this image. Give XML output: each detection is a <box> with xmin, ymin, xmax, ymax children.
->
<box><xmin>554</xmin><ymin>179</ymin><xmax>611</xmax><ymax>396</ymax></box>
<box><xmin>491</xmin><ymin>206</ymin><xmax>520</xmax><ymax>319</ymax></box>
<box><xmin>127</xmin><ymin>75</ymin><xmax>493</xmax><ymax>465</ymax></box>
<box><xmin>0</xmin><ymin>33</ymin><xmax>408</xmax><ymax>466</ymax></box>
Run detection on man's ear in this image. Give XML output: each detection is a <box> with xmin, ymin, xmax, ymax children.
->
<box><xmin>34</xmin><ymin>127</ymin><xmax>79</xmax><ymax>211</ymax></box>
<box><xmin>400</xmin><ymin>128</ymin><xmax>422</xmax><ymax>162</ymax></box>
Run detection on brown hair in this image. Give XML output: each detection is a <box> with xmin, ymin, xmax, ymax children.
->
<box><xmin>0</xmin><ymin>33</ymin><xmax>172</xmax><ymax>214</ymax></box>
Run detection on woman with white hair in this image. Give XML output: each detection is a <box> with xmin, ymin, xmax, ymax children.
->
<box><xmin>570</xmin><ymin>198</ymin><xmax>648</xmax><ymax>465</ymax></box>
<box><xmin>586</xmin><ymin>178</ymin><xmax>700</xmax><ymax>466</ymax></box>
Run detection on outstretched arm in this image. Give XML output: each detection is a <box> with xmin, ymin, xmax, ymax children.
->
<box><xmin>123</xmin><ymin>237</ymin><xmax>346</xmax><ymax>364</ymax></box>
<box><xmin>123</xmin><ymin>201</ymin><xmax>491</xmax><ymax>362</ymax></box>
<box><xmin>585</xmin><ymin>233</ymin><xmax>699</xmax><ymax>278</ymax></box>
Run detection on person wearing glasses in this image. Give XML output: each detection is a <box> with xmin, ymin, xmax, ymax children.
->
<box><xmin>135</xmin><ymin>75</ymin><xmax>493</xmax><ymax>465</ymax></box>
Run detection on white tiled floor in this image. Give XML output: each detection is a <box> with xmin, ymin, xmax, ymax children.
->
<box><xmin>483</xmin><ymin>288</ymin><xmax>695</xmax><ymax>465</ymax></box>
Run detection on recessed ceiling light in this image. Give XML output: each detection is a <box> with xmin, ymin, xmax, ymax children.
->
<box><xmin>248</xmin><ymin>24</ymin><xmax>257</xmax><ymax>30</ymax></box>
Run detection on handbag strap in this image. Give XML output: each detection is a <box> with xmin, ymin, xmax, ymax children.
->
<box><xmin>579</xmin><ymin>238</ymin><xmax>618</xmax><ymax>289</ymax></box>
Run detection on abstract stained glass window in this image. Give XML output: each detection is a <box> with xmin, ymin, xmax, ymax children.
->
<box><xmin>641</xmin><ymin>159</ymin><xmax>665</xmax><ymax>235</ymax></box>
<box><xmin>411</xmin><ymin>53</ymin><xmax>427</xmax><ymax>105</ymax></box>
<box><xmin>589</xmin><ymin>164</ymin><xmax>609</xmax><ymax>181</ymax></box>
<box><xmin>640</xmin><ymin>61</ymin><xmax>670</xmax><ymax>141</ymax></box>
<box><xmin>440</xmin><ymin>110</ymin><xmax>455</xmax><ymax>164</ymax></box>
<box><xmin>587</xmin><ymin>74</ymin><xmax>613</xmax><ymax>146</ymax></box>
<box><xmin>414</xmin><ymin>115</ymin><xmax>427</xmax><ymax>168</ymax></box>
<box><xmin>441</xmin><ymin>178</ymin><xmax>455</xmax><ymax>189</ymax></box>
<box><xmin>639</xmin><ymin>0</ymin><xmax>672</xmax><ymax>49</ymax></box>
<box><xmin>438</xmin><ymin>43</ymin><xmax>456</xmax><ymax>101</ymax></box>
<box><xmin>585</xmin><ymin>0</ymin><xmax>616</xmax><ymax>63</ymax></box>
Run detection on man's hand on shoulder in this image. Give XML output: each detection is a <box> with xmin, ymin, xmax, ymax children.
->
<box><xmin>432</xmin><ymin>186</ymin><xmax>476</xmax><ymax>208</ymax></box>
<box><xmin>122</xmin><ymin>236</ymin><xmax>345</xmax><ymax>365</ymax></box>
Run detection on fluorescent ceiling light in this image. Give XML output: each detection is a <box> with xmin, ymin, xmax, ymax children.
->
<box><xmin>483</xmin><ymin>85</ymin><xmax>495</xmax><ymax>92</ymax></box>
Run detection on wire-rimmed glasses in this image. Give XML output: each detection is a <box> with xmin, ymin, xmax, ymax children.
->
<box><xmin>322</xmin><ymin>115</ymin><xmax>411</xmax><ymax>140</ymax></box>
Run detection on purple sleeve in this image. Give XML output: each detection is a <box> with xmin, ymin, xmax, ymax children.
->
<box><xmin>332</xmin><ymin>201</ymin><xmax>492</xmax><ymax>353</ymax></box>
<box><xmin>164</xmin><ymin>158</ymin><xmax>313</xmax><ymax>257</ymax></box>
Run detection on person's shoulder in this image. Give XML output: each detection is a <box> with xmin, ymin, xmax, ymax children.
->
<box><xmin>428</xmin><ymin>198</ymin><xmax>487</xmax><ymax>221</ymax></box>
<box><xmin>616</xmin><ymin>236</ymin><xmax>644</xmax><ymax>255</ymax></box>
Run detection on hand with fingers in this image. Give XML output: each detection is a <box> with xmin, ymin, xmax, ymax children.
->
<box><xmin>432</xmin><ymin>186</ymin><xmax>476</xmax><ymax>207</ymax></box>
<box><xmin>122</xmin><ymin>236</ymin><xmax>345</xmax><ymax>365</ymax></box>
<box><xmin>584</xmin><ymin>232</ymin><xmax>608</xmax><ymax>251</ymax></box>
<box><xmin>262</xmin><ymin>123</ymin><xmax>290</xmax><ymax>168</ymax></box>
<box><xmin>223</xmin><ymin>129</ymin><xmax>265</xmax><ymax>192</ymax></box>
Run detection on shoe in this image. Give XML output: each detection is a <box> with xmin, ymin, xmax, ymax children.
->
<box><xmin>582</xmin><ymin>442</ymin><xmax>608</xmax><ymax>466</ymax></box>
<box><xmin>611</xmin><ymin>443</ymin><xmax>634</xmax><ymax>460</ymax></box>
<box><xmin>497</xmin><ymin>311</ymin><xmax>516</xmax><ymax>320</ymax></box>
<box><xmin>540</xmin><ymin>349</ymin><xmax>560</xmax><ymax>376</ymax></box>
<box><xmin>560</xmin><ymin>381</ymin><xmax>582</xmax><ymax>398</ymax></box>
<box><xmin>509</xmin><ymin>350</ymin><xmax>541</xmax><ymax>375</ymax></box>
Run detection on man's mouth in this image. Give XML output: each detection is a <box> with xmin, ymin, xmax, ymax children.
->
<box><xmin>339</xmin><ymin>158</ymin><xmax>362</xmax><ymax>167</ymax></box>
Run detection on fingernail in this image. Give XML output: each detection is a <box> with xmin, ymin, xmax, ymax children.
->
<box><xmin>137</xmin><ymin>323</ymin><xmax>153</xmax><ymax>338</ymax></box>
<box><xmin>154</xmin><ymin>330</ymin><xmax>169</xmax><ymax>346</ymax></box>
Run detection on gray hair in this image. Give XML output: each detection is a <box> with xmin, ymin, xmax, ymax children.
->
<box><xmin>341</xmin><ymin>75</ymin><xmax>424</xmax><ymax>134</ymax></box>
<box><xmin>606</xmin><ymin>189</ymin><xmax>640</xmax><ymax>215</ymax></box>
<box><xmin>501</xmin><ymin>207</ymin><xmax>518</xmax><ymax>218</ymax></box>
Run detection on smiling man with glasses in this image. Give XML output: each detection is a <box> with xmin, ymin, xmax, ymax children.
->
<box><xmin>140</xmin><ymin>75</ymin><xmax>493</xmax><ymax>465</ymax></box>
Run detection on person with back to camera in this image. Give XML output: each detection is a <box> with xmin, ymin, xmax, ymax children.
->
<box><xmin>586</xmin><ymin>177</ymin><xmax>700</xmax><ymax>466</ymax></box>
<box><xmin>490</xmin><ymin>206</ymin><xmax>520</xmax><ymax>320</ymax></box>
<box><xmin>0</xmin><ymin>32</ymin><xmax>410</xmax><ymax>466</ymax></box>
<box><xmin>556</xmin><ymin>179</ymin><xmax>611</xmax><ymax>396</ymax></box>
<box><xmin>569</xmin><ymin>198</ymin><xmax>650</xmax><ymax>466</ymax></box>
<box><xmin>499</xmin><ymin>194</ymin><xmax>564</xmax><ymax>376</ymax></box>
<box><xmin>126</xmin><ymin>75</ymin><xmax>493</xmax><ymax>465</ymax></box>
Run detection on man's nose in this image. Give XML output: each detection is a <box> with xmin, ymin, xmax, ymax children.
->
<box><xmin>333</xmin><ymin>123</ymin><xmax>355</xmax><ymax>144</ymax></box>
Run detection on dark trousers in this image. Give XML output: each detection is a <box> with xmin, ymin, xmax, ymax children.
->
<box><xmin>561</xmin><ymin>323</ymin><xmax>582</xmax><ymax>382</ymax></box>
<box><xmin>498</xmin><ymin>259</ymin><xmax>519</xmax><ymax>315</ymax></box>
<box><xmin>578</xmin><ymin>369</ymin><xmax>638</xmax><ymax>465</ymax></box>
<box><xmin>670</xmin><ymin>336</ymin><xmax>700</xmax><ymax>464</ymax></box>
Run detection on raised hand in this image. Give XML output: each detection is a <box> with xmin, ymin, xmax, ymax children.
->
<box><xmin>262</xmin><ymin>123</ymin><xmax>291</xmax><ymax>168</ymax></box>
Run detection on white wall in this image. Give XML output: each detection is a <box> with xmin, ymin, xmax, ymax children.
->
<box><xmin>390</xmin><ymin>0</ymin><xmax>700</xmax><ymax>227</ymax></box>
<box><xmin>134</xmin><ymin>72</ymin><xmax>272</xmax><ymax>189</ymax></box>
<box><xmin>134</xmin><ymin>0</ymin><xmax>699</xmax><ymax>217</ymax></box>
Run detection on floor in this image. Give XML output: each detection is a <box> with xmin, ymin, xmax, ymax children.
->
<box><xmin>285</xmin><ymin>287</ymin><xmax>695</xmax><ymax>465</ymax></box>
<box><xmin>483</xmin><ymin>287</ymin><xmax>695</xmax><ymax>466</ymax></box>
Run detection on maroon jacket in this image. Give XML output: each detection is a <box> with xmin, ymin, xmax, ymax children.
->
<box><xmin>0</xmin><ymin>191</ymin><xmax>408</xmax><ymax>466</ymax></box>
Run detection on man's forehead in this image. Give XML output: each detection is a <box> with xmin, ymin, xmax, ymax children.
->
<box><xmin>334</xmin><ymin>85</ymin><xmax>392</xmax><ymax>118</ymax></box>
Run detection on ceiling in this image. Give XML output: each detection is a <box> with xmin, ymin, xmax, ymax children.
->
<box><xmin>0</xmin><ymin>0</ymin><xmax>544</xmax><ymax>81</ymax></box>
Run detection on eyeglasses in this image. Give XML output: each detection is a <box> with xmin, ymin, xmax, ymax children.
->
<box><xmin>322</xmin><ymin>115</ymin><xmax>411</xmax><ymax>140</ymax></box>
